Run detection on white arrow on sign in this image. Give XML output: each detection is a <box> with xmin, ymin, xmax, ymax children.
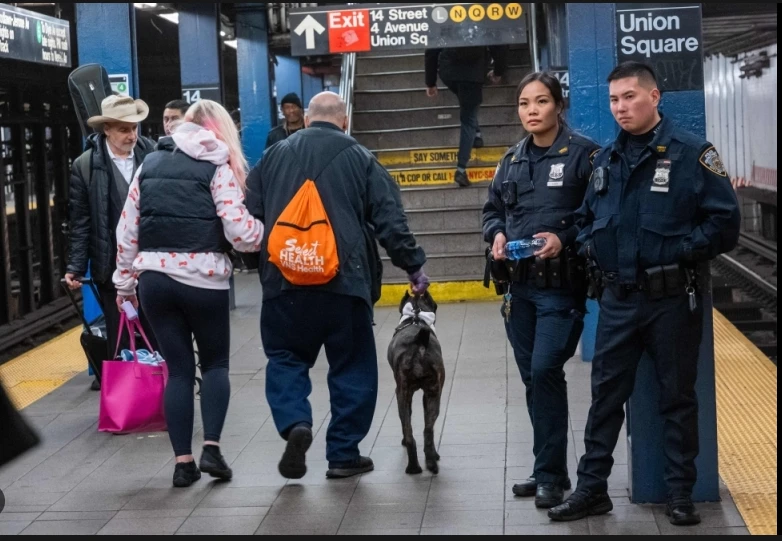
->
<box><xmin>294</xmin><ymin>15</ymin><xmax>326</xmax><ymax>50</ymax></box>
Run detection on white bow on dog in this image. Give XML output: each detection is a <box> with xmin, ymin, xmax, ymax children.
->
<box><xmin>399</xmin><ymin>302</ymin><xmax>436</xmax><ymax>335</ymax></box>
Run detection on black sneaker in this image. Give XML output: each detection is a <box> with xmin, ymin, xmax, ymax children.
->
<box><xmin>473</xmin><ymin>136</ymin><xmax>485</xmax><ymax>149</ymax></box>
<box><xmin>326</xmin><ymin>456</ymin><xmax>374</xmax><ymax>479</ymax></box>
<box><xmin>90</xmin><ymin>378</ymin><xmax>101</xmax><ymax>391</ymax></box>
<box><xmin>548</xmin><ymin>491</ymin><xmax>613</xmax><ymax>522</ymax></box>
<box><xmin>278</xmin><ymin>425</ymin><xmax>313</xmax><ymax>480</ymax></box>
<box><xmin>199</xmin><ymin>445</ymin><xmax>233</xmax><ymax>481</ymax></box>
<box><xmin>513</xmin><ymin>477</ymin><xmax>573</xmax><ymax>498</ymax></box>
<box><xmin>173</xmin><ymin>461</ymin><xmax>201</xmax><ymax>488</ymax></box>
<box><xmin>454</xmin><ymin>169</ymin><xmax>471</xmax><ymax>188</ymax></box>
<box><xmin>666</xmin><ymin>496</ymin><xmax>701</xmax><ymax>526</ymax></box>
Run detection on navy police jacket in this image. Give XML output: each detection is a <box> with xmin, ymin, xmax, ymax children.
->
<box><xmin>575</xmin><ymin>115</ymin><xmax>741</xmax><ymax>285</ymax></box>
<box><xmin>483</xmin><ymin>126</ymin><xmax>600</xmax><ymax>248</ymax></box>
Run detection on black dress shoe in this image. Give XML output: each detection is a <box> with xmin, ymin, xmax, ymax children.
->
<box><xmin>548</xmin><ymin>491</ymin><xmax>613</xmax><ymax>522</ymax></box>
<box><xmin>536</xmin><ymin>483</ymin><xmax>565</xmax><ymax>509</ymax></box>
<box><xmin>326</xmin><ymin>456</ymin><xmax>374</xmax><ymax>479</ymax></box>
<box><xmin>666</xmin><ymin>496</ymin><xmax>701</xmax><ymax>526</ymax></box>
<box><xmin>513</xmin><ymin>477</ymin><xmax>573</xmax><ymax>498</ymax></box>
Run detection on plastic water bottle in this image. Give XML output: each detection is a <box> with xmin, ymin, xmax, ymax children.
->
<box><xmin>505</xmin><ymin>237</ymin><xmax>547</xmax><ymax>260</ymax></box>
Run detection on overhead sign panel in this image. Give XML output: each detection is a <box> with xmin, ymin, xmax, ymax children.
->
<box><xmin>0</xmin><ymin>3</ymin><xmax>72</xmax><ymax>67</ymax></box>
<box><xmin>290</xmin><ymin>3</ymin><xmax>528</xmax><ymax>57</ymax></box>
<box><xmin>616</xmin><ymin>3</ymin><xmax>703</xmax><ymax>91</ymax></box>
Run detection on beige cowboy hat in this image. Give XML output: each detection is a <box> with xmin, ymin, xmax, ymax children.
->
<box><xmin>87</xmin><ymin>95</ymin><xmax>149</xmax><ymax>127</ymax></box>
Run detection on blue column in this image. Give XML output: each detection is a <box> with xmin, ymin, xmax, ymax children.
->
<box><xmin>565</xmin><ymin>3</ymin><xmax>719</xmax><ymax>504</ymax></box>
<box><xmin>76</xmin><ymin>3</ymin><xmax>139</xmax><ymax>97</ymax></box>
<box><xmin>178</xmin><ymin>4</ymin><xmax>223</xmax><ymax>103</ymax></box>
<box><xmin>275</xmin><ymin>56</ymin><xmax>303</xmax><ymax>109</ymax></box>
<box><xmin>566</xmin><ymin>3</ymin><xmax>617</xmax><ymax>364</ymax></box>
<box><xmin>302</xmin><ymin>73</ymin><xmax>324</xmax><ymax>108</ymax></box>
<box><xmin>236</xmin><ymin>4</ymin><xmax>272</xmax><ymax>168</ymax></box>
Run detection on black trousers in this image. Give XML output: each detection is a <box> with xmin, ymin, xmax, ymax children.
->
<box><xmin>577</xmin><ymin>288</ymin><xmax>703</xmax><ymax>497</ymax></box>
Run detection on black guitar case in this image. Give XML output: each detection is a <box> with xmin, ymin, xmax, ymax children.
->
<box><xmin>68</xmin><ymin>63</ymin><xmax>113</xmax><ymax>141</ymax></box>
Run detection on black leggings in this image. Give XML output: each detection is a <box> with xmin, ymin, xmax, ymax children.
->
<box><xmin>139</xmin><ymin>272</ymin><xmax>231</xmax><ymax>457</ymax></box>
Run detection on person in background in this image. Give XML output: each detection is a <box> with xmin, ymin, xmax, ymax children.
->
<box><xmin>65</xmin><ymin>95</ymin><xmax>158</xmax><ymax>390</ymax></box>
<box><xmin>114</xmin><ymin>100</ymin><xmax>263</xmax><ymax>488</ymax></box>
<box><xmin>425</xmin><ymin>45</ymin><xmax>508</xmax><ymax>187</ymax></box>
<box><xmin>265</xmin><ymin>92</ymin><xmax>305</xmax><ymax>150</ymax></box>
<box><xmin>163</xmin><ymin>99</ymin><xmax>190</xmax><ymax>137</ymax></box>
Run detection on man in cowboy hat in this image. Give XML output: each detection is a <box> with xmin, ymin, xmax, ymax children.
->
<box><xmin>65</xmin><ymin>95</ymin><xmax>158</xmax><ymax>388</ymax></box>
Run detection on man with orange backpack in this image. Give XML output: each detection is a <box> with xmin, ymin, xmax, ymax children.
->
<box><xmin>246</xmin><ymin>91</ymin><xmax>429</xmax><ymax>480</ymax></box>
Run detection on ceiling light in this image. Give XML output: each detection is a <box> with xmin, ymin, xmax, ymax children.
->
<box><xmin>159</xmin><ymin>12</ymin><xmax>179</xmax><ymax>24</ymax></box>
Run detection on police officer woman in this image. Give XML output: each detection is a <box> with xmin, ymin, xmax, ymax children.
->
<box><xmin>483</xmin><ymin>72</ymin><xmax>600</xmax><ymax>509</ymax></box>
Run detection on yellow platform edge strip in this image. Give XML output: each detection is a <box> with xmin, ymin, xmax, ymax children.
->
<box><xmin>377</xmin><ymin>280</ymin><xmax>498</xmax><ymax>307</ymax></box>
<box><xmin>714</xmin><ymin>310</ymin><xmax>777</xmax><ymax>536</ymax></box>
<box><xmin>0</xmin><ymin>326</ymin><xmax>83</xmax><ymax>409</ymax></box>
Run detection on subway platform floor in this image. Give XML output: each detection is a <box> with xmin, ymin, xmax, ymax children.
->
<box><xmin>0</xmin><ymin>274</ymin><xmax>749</xmax><ymax>535</ymax></box>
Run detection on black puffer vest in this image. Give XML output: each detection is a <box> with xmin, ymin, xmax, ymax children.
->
<box><xmin>138</xmin><ymin>138</ymin><xmax>230</xmax><ymax>253</ymax></box>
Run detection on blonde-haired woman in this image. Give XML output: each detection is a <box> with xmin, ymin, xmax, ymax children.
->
<box><xmin>114</xmin><ymin>99</ymin><xmax>263</xmax><ymax>488</ymax></box>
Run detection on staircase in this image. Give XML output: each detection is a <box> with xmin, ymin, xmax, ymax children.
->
<box><xmin>350</xmin><ymin>47</ymin><xmax>531</xmax><ymax>284</ymax></box>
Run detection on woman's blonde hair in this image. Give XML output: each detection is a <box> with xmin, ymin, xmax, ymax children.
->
<box><xmin>185</xmin><ymin>99</ymin><xmax>248</xmax><ymax>189</ymax></box>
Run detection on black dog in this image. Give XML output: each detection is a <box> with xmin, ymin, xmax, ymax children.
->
<box><xmin>387</xmin><ymin>291</ymin><xmax>446</xmax><ymax>474</ymax></box>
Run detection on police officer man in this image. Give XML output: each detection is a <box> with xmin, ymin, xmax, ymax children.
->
<box><xmin>548</xmin><ymin>62</ymin><xmax>740</xmax><ymax>526</ymax></box>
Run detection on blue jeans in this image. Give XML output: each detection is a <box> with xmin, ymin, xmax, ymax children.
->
<box><xmin>261</xmin><ymin>291</ymin><xmax>378</xmax><ymax>466</ymax></box>
<box><xmin>505</xmin><ymin>282</ymin><xmax>584</xmax><ymax>485</ymax></box>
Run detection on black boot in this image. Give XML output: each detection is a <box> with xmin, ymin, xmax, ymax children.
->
<box><xmin>536</xmin><ymin>483</ymin><xmax>565</xmax><ymax>509</ymax></box>
<box><xmin>454</xmin><ymin>169</ymin><xmax>471</xmax><ymax>188</ymax></box>
<box><xmin>548</xmin><ymin>491</ymin><xmax>613</xmax><ymax>522</ymax></box>
<box><xmin>666</xmin><ymin>496</ymin><xmax>701</xmax><ymax>526</ymax></box>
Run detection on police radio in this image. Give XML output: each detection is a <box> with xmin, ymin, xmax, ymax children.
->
<box><xmin>593</xmin><ymin>167</ymin><xmax>608</xmax><ymax>195</ymax></box>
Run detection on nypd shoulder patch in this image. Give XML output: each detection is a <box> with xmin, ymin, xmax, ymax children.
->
<box><xmin>700</xmin><ymin>147</ymin><xmax>728</xmax><ymax>177</ymax></box>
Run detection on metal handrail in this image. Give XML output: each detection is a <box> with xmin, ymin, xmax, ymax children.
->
<box><xmin>339</xmin><ymin>53</ymin><xmax>357</xmax><ymax>136</ymax></box>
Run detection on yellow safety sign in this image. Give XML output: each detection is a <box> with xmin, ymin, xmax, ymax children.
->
<box><xmin>377</xmin><ymin>146</ymin><xmax>508</xmax><ymax>167</ymax></box>
<box><xmin>390</xmin><ymin>166</ymin><xmax>497</xmax><ymax>186</ymax></box>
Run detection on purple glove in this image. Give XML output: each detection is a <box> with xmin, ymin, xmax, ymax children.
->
<box><xmin>408</xmin><ymin>269</ymin><xmax>430</xmax><ymax>295</ymax></box>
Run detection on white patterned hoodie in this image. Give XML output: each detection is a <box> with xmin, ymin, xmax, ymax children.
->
<box><xmin>113</xmin><ymin>123</ymin><xmax>263</xmax><ymax>296</ymax></box>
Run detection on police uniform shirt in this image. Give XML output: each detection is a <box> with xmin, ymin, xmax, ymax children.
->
<box><xmin>575</xmin><ymin>114</ymin><xmax>741</xmax><ymax>285</ymax></box>
<box><xmin>483</xmin><ymin>126</ymin><xmax>601</xmax><ymax>250</ymax></box>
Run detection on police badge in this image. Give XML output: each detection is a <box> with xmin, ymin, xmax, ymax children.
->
<box><xmin>548</xmin><ymin>163</ymin><xmax>565</xmax><ymax>187</ymax></box>
<box><xmin>651</xmin><ymin>159</ymin><xmax>671</xmax><ymax>193</ymax></box>
<box><xmin>700</xmin><ymin>147</ymin><xmax>728</xmax><ymax>177</ymax></box>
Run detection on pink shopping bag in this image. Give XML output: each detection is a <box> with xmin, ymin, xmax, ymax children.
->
<box><xmin>98</xmin><ymin>312</ymin><xmax>168</xmax><ymax>434</ymax></box>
